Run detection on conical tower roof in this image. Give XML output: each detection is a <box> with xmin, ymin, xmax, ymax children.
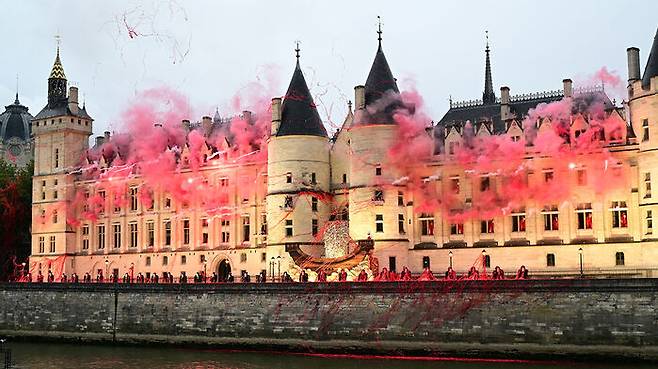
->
<box><xmin>49</xmin><ymin>47</ymin><xmax>67</xmax><ymax>80</ymax></box>
<box><xmin>276</xmin><ymin>49</ymin><xmax>327</xmax><ymax>137</ymax></box>
<box><xmin>642</xmin><ymin>27</ymin><xmax>658</xmax><ymax>89</ymax></box>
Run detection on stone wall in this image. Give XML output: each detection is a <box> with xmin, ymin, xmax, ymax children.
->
<box><xmin>1</xmin><ymin>279</ymin><xmax>658</xmax><ymax>361</ymax></box>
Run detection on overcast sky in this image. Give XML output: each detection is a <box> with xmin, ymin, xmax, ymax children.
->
<box><xmin>1</xmin><ymin>0</ymin><xmax>657</xmax><ymax>137</ymax></box>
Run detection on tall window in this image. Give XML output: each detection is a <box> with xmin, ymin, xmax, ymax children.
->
<box><xmin>113</xmin><ymin>224</ymin><xmax>121</xmax><ymax>249</ymax></box>
<box><xmin>450</xmin><ymin>176</ymin><xmax>460</xmax><ymax>194</ymax></box>
<box><xmin>576</xmin><ymin>169</ymin><xmax>587</xmax><ymax>186</ymax></box>
<box><xmin>311</xmin><ymin>197</ymin><xmax>318</xmax><ymax>212</ymax></box>
<box><xmin>398</xmin><ymin>214</ymin><xmax>405</xmax><ymax>234</ymax></box>
<box><xmin>398</xmin><ymin>191</ymin><xmax>404</xmax><ymax>206</ymax></box>
<box><xmin>182</xmin><ymin>219</ymin><xmax>190</xmax><ymax>245</ymax></box>
<box><xmin>221</xmin><ymin>219</ymin><xmax>230</xmax><ymax>243</ymax></box>
<box><xmin>642</xmin><ymin>119</ymin><xmax>649</xmax><ymax>142</ymax></box>
<box><xmin>375</xmin><ymin>214</ymin><xmax>384</xmax><ymax>233</ymax></box>
<box><xmin>49</xmin><ymin>236</ymin><xmax>56</xmax><ymax>253</ymax></box>
<box><xmin>129</xmin><ymin>222</ymin><xmax>138</xmax><ymax>248</ymax></box>
<box><xmin>97</xmin><ymin>224</ymin><xmax>105</xmax><ymax>249</ymax></box>
<box><xmin>82</xmin><ymin>225</ymin><xmax>90</xmax><ymax>250</ymax></box>
<box><xmin>450</xmin><ymin>222</ymin><xmax>464</xmax><ymax>235</ymax></box>
<box><xmin>286</xmin><ymin>172</ymin><xmax>292</xmax><ymax>183</ymax></box>
<box><xmin>615</xmin><ymin>252</ymin><xmax>625</xmax><ymax>266</ymax></box>
<box><xmin>54</xmin><ymin>148</ymin><xmax>59</xmax><ymax>168</ymax></box>
<box><xmin>611</xmin><ymin>201</ymin><xmax>628</xmax><ymax>228</ymax></box>
<box><xmin>311</xmin><ymin>172</ymin><xmax>316</xmax><ymax>184</ymax></box>
<box><xmin>285</xmin><ymin>219</ymin><xmax>293</xmax><ymax>237</ymax></box>
<box><xmin>242</xmin><ymin>216</ymin><xmax>250</xmax><ymax>242</ymax></box>
<box><xmin>181</xmin><ymin>255</ymin><xmax>187</xmax><ymax>265</ymax></box>
<box><xmin>163</xmin><ymin>256</ymin><xmax>168</xmax><ymax>266</ymax></box>
<box><xmin>576</xmin><ymin>203</ymin><xmax>593</xmax><ymax>230</ymax></box>
<box><xmin>375</xmin><ymin>166</ymin><xmax>382</xmax><ymax>176</ymax></box>
<box><xmin>201</xmin><ymin>218</ymin><xmax>209</xmax><ymax>244</ymax></box>
<box><xmin>164</xmin><ymin>220</ymin><xmax>171</xmax><ymax>246</ymax></box>
<box><xmin>420</xmin><ymin>213</ymin><xmax>434</xmax><ymax>236</ymax></box>
<box><xmin>511</xmin><ymin>209</ymin><xmax>526</xmax><ymax>232</ymax></box>
<box><xmin>646</xmin><ymin>210</ymin><xmax>654</xmax><ymax>235</ymax></box>
<box><xmin>98</xmin><ymin>190</ymin><xmax>106</xmax><ymax>214</ymax></box>
<box><xmin>546</xmin><ymin>253</ymin><xmax>556</xmax><ymax>267</ymax></box>
<box><xmin>38</xmin><ymin>236</ymin><xmax>45</xmax><ymax>253</ymax></box>
<box><xmin>164</xmin><ymin>196</ymin><xmax>172</xmax><ymax>209</ymax></box>
<box><xmin>146</xmin><ymin>221</ymin><xmax>155</xmax><ymax>247</ymax></box>
<box><xmin>342</xmin><ymin>173</ymin><xmax>347</xmax><ymax>184</ymax></box>
<box><xmin>542</xmin><ymin>206</ymin><xmax>559</xmax><ymax>231</ymax></box>
<box><xmin>645</xmin><ymin>172</ymin><xmax>652</xmax><ymax>198</ymax></box>
<box><xmin>312</xmin><ymin>219</ymin><xmax>318</xmax><ymax>237</ymax></box>
<box><xmin>480</xmin><ymin>219</ymin><xmax>494</xmax><ymax>234</ymax></box>
<box><xmin>480</xmin><ymin>176</ymin><xmax>490</xmax><ymax>192</ymax></box>
<box><xmin>129</xmin><ymin>187</ymin><xmax>138</xmax><ymax>212</ymax></box>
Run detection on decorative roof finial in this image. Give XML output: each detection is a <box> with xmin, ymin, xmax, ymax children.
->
<box><xmin>485</xmin><ymin>30</ymin><xmax>489</xmax><ymax>51</ymax></box>
<box><xmin>377</xmin><ymin>16</ymin><xmax>383</xmax><ymax>47</ymax></box>
<box><xmin>14</xmin><ymin>73</ymin><xmax>19</xmax><ymax>104</ymax></box>
<box><xmin>295</xmin><ymin>40</ymin><xmax>301</xmax><ymax>60</ymax></box>
<box><xmin>347</xmin><ymin>100</ymin><xmax>353</xmax><ymax>113</ymax></box>
<box><xmin>55</xmin><ymin>33</ymin><xmax>62</xmax><ymax>55</ymax></box>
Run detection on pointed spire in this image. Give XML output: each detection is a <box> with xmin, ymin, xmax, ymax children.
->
<box><xmin>276</xmin><ymin>45</ymin><xmax>327</xmax><ymax>137</ymax></box>
<box><xmin>377</xmin><ymin>16</ymin><xmax>383</xmax><ymax>49</ymax></box>
<box><xmin>213</xmin><ymin>107</ymin><xmax>221</xmax><ymax>123</ymax></box>
<box><xmin>49</xmin><ymin>37</ymin><xmax>67</xmax><ymax>80</ymax></box>
<box><xmin>642</xmin><ymin>27</ymin><xmax>658</xmax><ymax>89</ymax></box>
<box><xmin>14</xmin><ymin>93</ymin><xmax>19</xmax><ymax>105</ymax></box>
<box><xmin>482</xmin><ymin>30</ymin><xmax>495</xmax><ymax>104</ymax></box>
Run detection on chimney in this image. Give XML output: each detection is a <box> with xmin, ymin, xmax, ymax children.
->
<box><xmin>104</xmin><ymin>131</ymin><xmax>111</xmax><ymax>143</ymax></box>
<box><xmin>354</xmin><ymin>85</ymin><xmax>366</xmax><ymax>110</ymax></box>
<box><xmin>627</xmin><ymin>47</ymin><xmax>641</xmax><ymax>82</ymax></box>
<box><xmin>181</xmin><ymin>119</ymin><xmax>191</xmax><ymax>131</ymax></box>
<box><xmin>271</xmin><ymin>98</ymin><xmax>282</xmax><ymax>135</ymax></box>
<box><xmin>242</xmin><ymin>110</ymin><xmax>253</xmax><ymax>123</ymax></box>
<box><xmin>500</xmin><ymin>86</ymin><xmax>511</xmax><ymax>121</ymax></box>
<box><xmin>95</xmin><ymin>136</ymin><xmax>104</xmax><ymax>147</ymax></box>
<box><xmin>68</xmin><ymin>86</ymin><xmax>79</xmax><ymax>115</ymax></box>
<box><xmin>201</xmin><ymin>116</ymin><xmax>212</xmax><ymax>136</ymax></box>
<box><xmin>562</xmin><ymin>79</ymin><xmax>573</xmax><ymax>98</ymax></box>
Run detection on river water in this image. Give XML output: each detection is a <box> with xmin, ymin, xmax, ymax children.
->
<box><xmin>6</xmin><ymin>342</ymin><xmax>654</xmax><ymax>369</ymax></box>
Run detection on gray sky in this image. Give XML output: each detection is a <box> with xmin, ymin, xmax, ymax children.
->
<box><xmin>1</xmin><ymin>0</ymin><xmax>657</xmax><ymax>137</ymax></box>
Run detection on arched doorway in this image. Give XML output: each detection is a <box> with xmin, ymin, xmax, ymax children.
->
<box><xmin>217</xmin><ymin>259</ymin><xmax>231</xmax><ymax>282</ymax></box>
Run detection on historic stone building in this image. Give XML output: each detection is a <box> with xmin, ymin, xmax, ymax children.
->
<box><xmin>29</xmin><ymin>27</ymin><xmax>658</xmax><ymax>281</ymax></box>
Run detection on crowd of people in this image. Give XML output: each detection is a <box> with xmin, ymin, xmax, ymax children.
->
<box><xmin>19</xmin><ymin>265</ymin><xmax>530</xmax><ymax>284</ymax></box>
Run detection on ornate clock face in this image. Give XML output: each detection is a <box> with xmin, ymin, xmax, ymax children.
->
<box><xmin>9</xmin><ymin>144</ymin><xmax>21</xmax><ymax>156</ymax></box>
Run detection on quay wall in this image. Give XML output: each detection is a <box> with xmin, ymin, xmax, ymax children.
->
<box><xmin>1</xmin><ymin>279</ymin><xmax>658</xmax><ymax>361</ymax></box>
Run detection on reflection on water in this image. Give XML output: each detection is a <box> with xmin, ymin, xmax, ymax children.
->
<box><xmin>7</xmin><ymin>342</ymin><xmax>655</xmax><ymax>369</ymax></box>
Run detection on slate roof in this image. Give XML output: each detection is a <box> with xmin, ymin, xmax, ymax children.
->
<box><xmin>276</xmin><ymin>58</ymin><xmax>327</xmax><ymax>137</ymax></box>
<box><xmin>0</xmin><ymin>94</ymin><xmax>33</xmax><ymax>141</ymax></box>
<box><xmin>642</xmin><ymin>27</ymin><xmax>658</xmax><ymax>89</ymax></box>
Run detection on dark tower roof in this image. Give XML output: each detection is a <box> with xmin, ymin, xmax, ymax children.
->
<box><xmin>276</xmin><ymin>47</ymin><xmax>327</xmax><ymax>137</ymax></box>
<box><xmin>364</xmin><ymin>21</ymin><xmax>399</xmax><ymax>106</ymax></box>
<box><xmin>0</xmin><ymin>94</ymin><xmax>33</xmax><ymax>141</ymax></box>
<box><xmin>482</xmin><ymin>32</ymin><xmax>496</xmax><ymax>104</ymax></box>
<box><xmin>642</xmin><ymin>27</ymin><xmax>658</xmax><ymax>89</ymax></box>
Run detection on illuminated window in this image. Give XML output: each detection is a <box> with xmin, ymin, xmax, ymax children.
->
<box><xmin>97</xmin><ymin>225</ymin><xmax>105</xmax><ymax>249</ymax></box>
<box><xmin>576</xmin><ymin>203</ymin><xmax>593</xmax><ymax>230</ymax></box>
<box><xmin>611</xmin><ymin>201</ymin><xmax>628</xmax><ymax>228</ymax></box>
<box><xmin>480</xmin><ymin>219</ymin><xmax>494</xmax><ymax>234</ymax></box>
<box><xmin>512</xmin><ymin>209</ymin><xmax>526</xmax><ymax>232</ymax></box>
<box><xmin>420</xmin><ymin>213</ymin><xmax>434</xmax><ymax>236</ymax></box>
<box><xmin>542</xmin><ymin>206</ymin><xmax>559</xmax><ymax>231</ymax></box>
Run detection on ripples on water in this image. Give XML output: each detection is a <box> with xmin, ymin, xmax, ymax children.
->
<box><xmin>7</xmin><ymin>342</ymin><xmax>656</xmax><ymax>369</ymax></box>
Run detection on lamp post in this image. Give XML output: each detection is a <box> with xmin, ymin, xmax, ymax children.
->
<box><xmin>448</xmin><ymin>251</ymin><xmax>453</xmax><ymax>268</ymax></box>
<box><xmin>578</xmin><ymin>247</ymin><xmax>584</xmax><ymax>278</ymax></box>
<box><xmin>130</xmin><ymin>262</ymin><xmax>134</xmax><ymax>283</ymax></box>
<box><xmin>204</xmin><ymin>260</ymin><xmax>208</xmax><ymax>283</ymax></box>
<box><xmin>21</xmin><ymin>262</ymin><xmax>26</xmax><ymax>277</ymax></box>
<box><xmin>104</xmin><ymin>259</ymin><xmax>109</xmax><ymax>282</ymax></box>
<box><xmin>269</xmin><ymin>257</ymin><xmax>275</xmax><ymax>282</ymax></box>
<box><xmin>276</xmin><ymin>255</ymin><xmax>281</xmax><ymax>282</ymax></box>
<box><xmin>481</xmin><ymin>249</ymin><xmax>487</xmax><ymax>268</ymax></box>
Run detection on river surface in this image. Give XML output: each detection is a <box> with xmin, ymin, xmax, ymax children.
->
<box><xmin>5</xmin><ymin>342</ymin><xmax>655</xmax><ymax>369</ymax></box>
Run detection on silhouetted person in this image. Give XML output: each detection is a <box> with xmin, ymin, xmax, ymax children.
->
<box><xmin>516</xmin><ymin>265</ymin><xmax>529</xmax><ymax>280</ymax></box>
<box><xmin>299</xmin><ymin>269</ymin><xmax>309</xmax><ymax>283</ymax></box>
<box><xmin>492</xmin><ymin>266</ymin><xmax>505</xmax><ymax>280</ymax></box>
<box><xmin>357</xmin><ymin>269</ymin><xmax>368</xmax><ymax>282</ymax></box>
<box><xmin>317</xmin><ymin>269</ymin><xmax>327</xmax><ymax>282</ymax></box>
<box><xmin>444</xmin><ymin>267</ymin><xmax>457</xmax><ymax>280</ymax></box>
<box><xmin>60</xmin><ymin>273</ymin><xmax>68</xmax><ymax>283</ymax></box>
<box><xmin>37</xmin><ymin>271</ymin><xmax>44</xmax><ymax>283</ymax></box>
<box><xmin>338</xmin><ymin>269</ymin><xmax>348</xmax><ymax>282</ymax></box>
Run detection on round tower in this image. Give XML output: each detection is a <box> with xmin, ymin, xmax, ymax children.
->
<box><xmin>348</xmin><ymin>28</ymin><xmax>411</xmax><ymax>271</ymax></box>
<box><xmin>629</xmin><ymin>28</ymin><xmax>658</xmax><ymax>253</ymax></box>
<box><xmin>266</xmin><ymin>49</ymin><xmax>330</xmax><ymax>271</ymax></box>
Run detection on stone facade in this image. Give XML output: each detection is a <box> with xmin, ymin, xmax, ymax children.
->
<box><xmin>28</xmin><ymin>30</ymin><xmax>658</xmax><ymax>282</ymax></box>
<box><xmin>1</xmin><ymin>280</ymin><xmax>658</xmax><ymax>361</ymax></box>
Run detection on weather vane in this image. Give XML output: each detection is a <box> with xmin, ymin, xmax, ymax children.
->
<box><xmin>294</xmin><ymin>40</ymin><xmax>301</xmax><ymax>59</ymax></box>
<box><xmin>377</xmin><ymin>16</ymin><xmax>383</xmax><ymax>43</ymax></box>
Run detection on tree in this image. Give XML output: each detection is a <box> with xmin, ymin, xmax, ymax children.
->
<box><xmin>0</xmin><ymin>159</ymin><xmax>32</xmax><ymax>280</ymax></box>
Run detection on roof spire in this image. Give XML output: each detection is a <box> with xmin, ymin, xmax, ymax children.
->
<box><xmin>377</xmin><ymin>16</ymin><xmax>383</xmax><ymax>49</ymax></box>
<box><xmin>642</xmin><ymin>27</ymin><xmax>658</xmax><ymax>89</ymax></box>
<box><xmin>482</xmin><ymin>30</ymin><xmax>496</xmax><ymax>104</ymax></box>
<box><xmin>49</xmin><ymin>34</ymin><xmax>67</xmax><ymax>80</ymax></box>
<box><xmin>295</xmin><ymin>40</ymin><xmax>301</xmax><ymax>67</ymax></box>
<box><xmin>14</xmin><ymin>73</ymin><xmax>19</xmax><ymax>104</ymax></box>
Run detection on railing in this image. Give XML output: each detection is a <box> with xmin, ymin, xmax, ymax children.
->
<box><xmin>449</xmin><ymin>84</ymin><xmax>604</xmax><ymax>109</ymax></box>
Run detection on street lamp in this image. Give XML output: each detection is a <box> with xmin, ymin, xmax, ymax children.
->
<box><xmin>578</xmin><ymin>247</ymin><xmax>584</xmax><ymax>278</ymax></box>
<box><xmin>270</xmin><ymin>257</ymin><xmax>275</xmax><ymax>282</ymax></box>
<box><xmin>203</xmin><ymin>260</ymin><xmax>208</xmax><ymax>283</ymax></box>
<box><xmin>130</xmin><ymin>262</ymin><xmax>134</xmax><ymax>283</ymax></box>
<box><xmin>481</xmin><ymin>249</ymin><xmax>487</xmax><ymax>267</ymax></box>
<box><xmin>448</xmin><ymin>251</ymin><xmax>453</xmax><ymax>268</ymax></box>
<box><xmin>104</xmin><ymin>259</ymin><xmax>109</xmax><ymax>282</ymax></box>
<box><xmin>276</xmin><ymin>255</ymin><xmax>281</xmax><ymax>282</ymax></box>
